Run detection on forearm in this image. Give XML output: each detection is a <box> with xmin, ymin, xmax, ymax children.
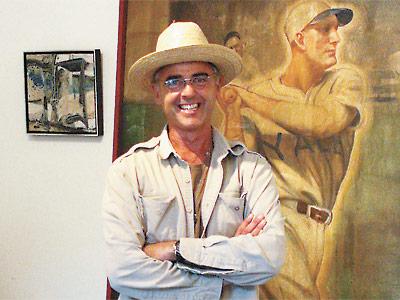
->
<box><xmin>240</xmin><ymin>89</ymin><xmax>357</xmax><ymax>138</ymax></box>
<box><xmin>218</xmin><ymin>85</ymin><xmax>245</xmax><ymax>141</ymax></box>
<box><xmin>143</xmin><ymin>240</ymin><xmax>176</xmax><ymax>261</ymax></box>
<box><xmin>177</xmin><ymin>205</ymin><xmax>285</xmax><ymax>285</ymax></box>
<box><xmin>225</xmin><ymin>110</ymin><xmax>245</xmax><ymax>141</ymax></box>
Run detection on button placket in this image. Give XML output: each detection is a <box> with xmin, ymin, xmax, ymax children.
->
<box><xmin>170</xmin><ymin>157</ymin><xmax>194</xmax><ymax>237</ymax></box>
<box><xmin>181</xmin><ymin>162</ymin><xmax>194</xmax><ymax>236</ymax></box>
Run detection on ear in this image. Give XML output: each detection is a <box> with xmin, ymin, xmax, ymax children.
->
<box><xmin>294</xmin><ymin>32</ymin><xmax>306</xmax><ymax>50</ymax></box>
<box><xmin>151</xmin><ymin>83</ymin><xmax>163</xmax><ymax>105</ymax></box>
<box><xmin>217</xmin><ymin>75</ymin><xmax>225</xmax><ymax>88</ymax></box>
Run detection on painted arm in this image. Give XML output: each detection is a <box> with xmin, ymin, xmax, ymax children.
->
<box><xmin>220</xmin><ymin>69</ymin><xmax>364</xmax><ymax>140</ymax></box>
<box><xmin>237</xmin><ymin>87</ymin><xmax>357</xmax><ymax>139</ymax></box>
<box><xmin>217</xmin><ymin>84</ymin><xmax>291</xmax><ymax>149</ymax></box>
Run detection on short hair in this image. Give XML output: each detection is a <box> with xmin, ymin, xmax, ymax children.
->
<box><xmin>224</xmin><ymin>31</ymin><xmax>241</xmax><ymax>46</ymax></box>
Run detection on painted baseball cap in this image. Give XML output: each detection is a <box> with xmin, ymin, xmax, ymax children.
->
<box><xmin>284</xmin><ymin>0</ymin><xmax>353</xmax><ymax>42</ymax></box>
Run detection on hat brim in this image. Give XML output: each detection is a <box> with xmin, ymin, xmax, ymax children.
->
<box><xmin>310</xmin><ymin>8</ymin><xmax>353</xmax><ymax>26</ymax></box>
<box><xmin>128</xmin><ymin>44</ymin><xmax>242</xmax><ymax>100</ymax></box>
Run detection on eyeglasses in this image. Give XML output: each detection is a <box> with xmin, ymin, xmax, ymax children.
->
<box><xmin>163</xmin><ymin>73</ymin><xmax>217</xmax><ymax>92</ymax></box>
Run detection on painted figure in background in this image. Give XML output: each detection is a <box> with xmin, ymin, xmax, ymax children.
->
<box><xmin>223</xmin><ymin>31</ymin><xmax>262</xmax><ymax>87</ymax></box>
<box><xmin>218</xmin><ymin>1</ymin><xmax>371</xmax><ymax>299</ymax></box>
<box><xmin>224</xmin><ymin>31</ymin><xmax>244</xmax><ymax>57</ymax></box>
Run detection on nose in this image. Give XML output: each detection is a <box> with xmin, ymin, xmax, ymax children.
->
<box><xmin>180</xmin><ymin>81</ymin><xmax>196</xmax><ymax>98</ymax></box>
<box><xmin>330</xmin><ymin>29</ymin><xmax>340</xmax><ymax>44</ymax></box>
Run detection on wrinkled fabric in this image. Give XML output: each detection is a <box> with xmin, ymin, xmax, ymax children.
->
<box><xmin>103</xmin><ymin>127</ymin><xmax>285</xmax><ymax>299</ymax></box>
<box><xmin>239</xmin><ymin>66</ymin><xmax>367</xmax><ymax>299</ymax></box>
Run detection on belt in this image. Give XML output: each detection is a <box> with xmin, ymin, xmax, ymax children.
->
<box><xmin>296</xmin><ymin>201</ymin><xmax>333</xmax><ymax>225</ymax></box>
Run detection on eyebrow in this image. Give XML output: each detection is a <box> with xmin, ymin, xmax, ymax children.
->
<box><xmin>192</xmin><ymin>72</ymin><xmax>209</xmax><ymax>77</ymax></box>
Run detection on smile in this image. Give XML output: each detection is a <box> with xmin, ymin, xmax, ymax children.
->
<box><xmin>326</xmin><ymin>50</ymin><xmax>336</xmax><ymax>56</ymax></box>
<box><xmin>179</xmin><ymin>103</ymin><xmax>199</xmax><ymax>111</ymax></box>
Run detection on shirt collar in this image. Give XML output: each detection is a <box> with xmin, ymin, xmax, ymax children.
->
<box><xmin>158</xmin><ymin>125</ymin><xmax>245</xmax><ymax>161</ymax></box>
<box><xmin>212</xmin><ymin>128</ymin><xmax>245</xmax><ymax>160</ymax></box>
<box><xmin>159</xmin><ymin>125</ymin><xmax>176</xmax><ymax>160</ymax></box>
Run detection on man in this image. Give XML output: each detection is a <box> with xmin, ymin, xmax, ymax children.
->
<box><xmin>224</xmin><ymin>31</ymin><xmax>244</xmax><ymax>57</ymax></box>
<box><xmin>222</xmin><ymin>31</ymin><xmax>262</xmax><ymax>87</ymax></box>
<box><xmin>218</xmin><ymin>1</ymin><xmax>371</xmax><ymax>299</ymax></box>
<box><xmin>103</xmin><ymin>22</ymin><xmax>285</xmax><ymax>299</ymax></box>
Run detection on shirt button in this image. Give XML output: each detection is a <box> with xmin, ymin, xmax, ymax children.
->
<box><xmin>186</xmin><ymin>207</ymin><xmax>192</xmax><ymax>213</ymax></box>
<box><xmin>185</xmin><ymin>178</ymin><xmax>190</xmax><ymax>184</ymax></box>
<box><xmin>234</xmin><ymin>206</ymin><xmax>240</xmax><ymax>211</ymax></box>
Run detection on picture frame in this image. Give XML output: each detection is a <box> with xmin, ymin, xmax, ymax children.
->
<box><xmin>24</xmin><ymin>49</ymin><xmax>103</xmax><ymax>136</ymax></box>
<box><xmin>109</xmin><ymin>0</ymin><xmax>400</xmax><ymax>299</ymax></box>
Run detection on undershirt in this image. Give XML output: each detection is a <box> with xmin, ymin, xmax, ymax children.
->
<box><xmin>189</xmin><ymin>163</ymin><xmax>209</xmax><ymax>238</ymax></box>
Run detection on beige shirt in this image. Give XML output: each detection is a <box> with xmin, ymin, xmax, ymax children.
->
<box><xmin>103</xmin><ymin>127</ymin><xmax>285</xmax><ymax>299</ymax></box>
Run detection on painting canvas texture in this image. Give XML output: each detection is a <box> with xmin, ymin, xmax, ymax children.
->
<box><xmin>24</xmin><ymin>50</ymin><xmax>103</xmax><ymax>135</ymax></box>
<box><xmin>115</xmin><ymin>1</ymin><xmax>399</xmax><ymax>299</ymax></box>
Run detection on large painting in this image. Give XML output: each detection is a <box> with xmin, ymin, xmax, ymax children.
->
<box><xmin>111</xmin><ymin>0</ymin><xmax>400</xmax><ymax>299</ymax></box>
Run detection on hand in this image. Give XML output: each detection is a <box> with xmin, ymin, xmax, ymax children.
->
<box><xmin>217</xmin><ymin>85</ymin><xmax>242</xmax><ymax>112</ymax></box>
<box><xmin>217</xmin><ymin>85</ymin><xmax>245</xmax><ymax>141</ymax></box>
<box><xmin>234</xmin><ymin>213</ymin><xmax>267</xmax><ymax>237</ymax></box>
<box><xmin>143</xmin><ymin>240</ymin><xmax>177</xmax><ymax>262</ymax></box>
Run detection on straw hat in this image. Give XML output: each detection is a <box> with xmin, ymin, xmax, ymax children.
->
<box><xmin>128</xmin><ymin>22</ymin><xmax>242</xmax><ymax>96</ymax></box>
<box><xmin>285</xmin><ymin>1</ymin><xmax>353</xmax><ymax>42</ymax></box>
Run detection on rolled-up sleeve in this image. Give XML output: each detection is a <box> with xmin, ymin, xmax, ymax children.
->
<box><xmin>177</xmin><ymin>153</ymin><xmax>285</xmax><ymax>285</ymax></box>
<box><xmin>103</xmin><ymin>158</ymin><xmax>223</xmax><ymax>299</ymax></box>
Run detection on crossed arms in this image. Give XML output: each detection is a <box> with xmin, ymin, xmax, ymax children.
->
<box><xmin>143</xmin><ymin>212</ymin><xmax>268</xmax><ymax>262</ymax></box>
<box><xmin>103</xmin><ymin>153</ymin><xmax>285</xmax><ymax>298</ymax></box>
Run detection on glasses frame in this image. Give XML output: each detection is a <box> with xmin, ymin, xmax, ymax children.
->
<box><xmin>162</xmin><ymin>72</ymin><xmax>218</xmax><ymax>92</ymax></box>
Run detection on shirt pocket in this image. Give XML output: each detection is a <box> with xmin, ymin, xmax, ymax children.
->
<box><xmin>212</xmin><ymin>193</ymin><xmax>245</xmax><ymax>237</ymax></box>
<box><xmin>140</xmin><ymin>194</ymin><xmax>176</xmax><ymax>243</ymax></box>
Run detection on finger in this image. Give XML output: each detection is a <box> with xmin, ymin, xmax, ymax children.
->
<box><xmin>241</xmin><ymin>215</ymin><xmax>265</xmax><ymax>235</ymax></box>
<box><xmin>251</xmin><ymin>219</ymin><xmax>267</xmax><ymax>236</ymax></box>
<box><xmin>234</xmin><ymin>213</ymin><xmax>253</xmax><ymax>236</ymax></box>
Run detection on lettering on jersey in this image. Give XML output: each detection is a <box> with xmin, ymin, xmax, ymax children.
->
<box><xmin>261</xmin><ymin>132</ymin><xmax>285</xmax><ymax>160</ymax></box>
<box><xmin>316</xmin><ymin>136</ymin><xmax>345</xmax><ymax>155</ymax></box>
<box><xmin>294</xmin><ymin>136</ymin><xmax>314</xmax><ymax>157</ymax></box>
<box><xmin>260</xmin><ymin>133</ymin><xmax>345</xmax><ymax>160</ymax></box>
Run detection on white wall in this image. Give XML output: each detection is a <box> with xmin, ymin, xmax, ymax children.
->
<box><xmin>0</xmin><ymin>0</ymin><xmax>119</xmax><ymax>298</ymax></box>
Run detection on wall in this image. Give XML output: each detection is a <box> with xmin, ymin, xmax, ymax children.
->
<box><xmin>0</xmin><ymin>0</ymin><xmax>119</xmax><ymax>298</ymax></box>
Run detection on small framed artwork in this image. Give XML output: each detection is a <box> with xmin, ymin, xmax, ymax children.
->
<box><xmin>24</xmin><ymin>49</ymin><xmax>103</xmax><ymax>136</ymax></box>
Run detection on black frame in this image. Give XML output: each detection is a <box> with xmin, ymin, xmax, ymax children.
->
<box><xmin>24</xmin><ymin>49</ymin><xmax>103</xmax><ymax>136</ymax></box>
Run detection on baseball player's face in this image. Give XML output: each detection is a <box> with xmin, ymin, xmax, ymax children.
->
<box><xmin>225</xmin><ymin>36</ymin><xmax>244</xmax><ymax>57</ymax></box>
<box><xmin>152</xmin><ymin>61</ymin><xmax>222</xmax><ymax>133</ymax></box>
<box><xmin>302</xmin><ymin>15</ymin><xmax>340</xmax><ymax>69</ymax></box>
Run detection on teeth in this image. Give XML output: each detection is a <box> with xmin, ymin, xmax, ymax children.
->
<box><xmin>179</xmin><ymin>103</ymin><xmax>199</xmax><ymax>110</ymax></box>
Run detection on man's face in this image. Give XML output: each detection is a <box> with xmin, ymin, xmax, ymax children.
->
<box><xmin>301</xmin><ymin>15</ymin><xmax>340</xmax><ymax>69</ymax></box>
<box><xmin>225</xmin><ymin>36</ymin><xmax>244</xmax><ymax>57</ymax></box>
<box><xmin>152</xmin><ymin>61</ymin><xmax>222</xmax><ymax>133</ymax></box>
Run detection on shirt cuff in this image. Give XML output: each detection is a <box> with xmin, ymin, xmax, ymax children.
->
<box><xmin>177</xmin><ymin>236</ymin><xmax>246</xmax><ymax>274</ymax></box>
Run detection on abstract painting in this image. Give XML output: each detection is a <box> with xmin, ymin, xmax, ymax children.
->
<box><xmin>24</xmin><ymin>50</ymin><xmax>103</xmax><ymax>136</ymax></box>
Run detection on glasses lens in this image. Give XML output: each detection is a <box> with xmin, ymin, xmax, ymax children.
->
<box><xmin>164</xmin><ymin>78</ymin><xmax>183</xmax><ymax>91</ymax></box>
<box><xmin>191</xmin><ymin>74</ymin><xmax>210</xmax><ymax>88</ymax></box>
